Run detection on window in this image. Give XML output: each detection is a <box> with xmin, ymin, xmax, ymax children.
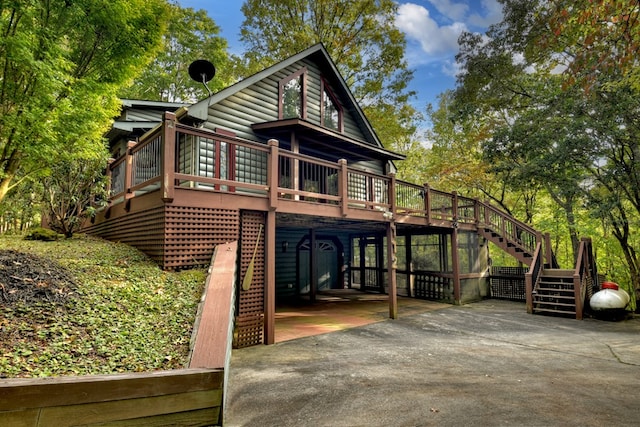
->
<box><xmin>279</xmin><ymin>68</ymin><xmax>307</xmax><ymax>119</ymax></box>
<box><xmin>283</xmin><ymin>77</ymin><xmax>302</xmax><ymax>118</ymax></box>
<box><xmin>321</xmin><ymin>79</ymin><xmax>342</xmax><ymax>132</ymax></box>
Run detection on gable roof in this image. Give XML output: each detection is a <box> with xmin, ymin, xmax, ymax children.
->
<box><xmin>106</xmin><ymin>99</ymin><xmax>188</xmax><ymax>143</ymax></box>
<box><xmin>187</xmin><ymin>43</ymin><xmax>404</xmax><ymax>162</ymax></box>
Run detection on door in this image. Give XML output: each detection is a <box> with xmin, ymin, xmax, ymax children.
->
<box><xmin>297</xmin><ymin>238</ymin><xmax>341</xmax><ymax>294</ymax></box>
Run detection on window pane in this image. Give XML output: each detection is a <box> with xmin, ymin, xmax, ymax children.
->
<box><xmin>283</xmin><ymin>77</ymin><xmax>302</xmax><ymax>118</ymax></box>
<box><xmin>323</xmin><ymin>89</ymin><xmax>339</xmax><ymax>130</ymax></box>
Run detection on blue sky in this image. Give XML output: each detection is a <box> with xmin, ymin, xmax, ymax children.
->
<box><xmin>177</xmin><ymin>0</ymin><xmax>503</xmax><ymax>113</ymax></box>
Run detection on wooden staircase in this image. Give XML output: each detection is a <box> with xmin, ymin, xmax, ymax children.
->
<box><xmin>531</xmin><ymin>269</ymin><xmax>579</xmax><ymax>318</ymax></box>
<box><xmin>475</xmin><ymin>202</ymin><xmax>597</xmax><ymax>320</ymax></box>
<box><xmin>477</xmin><ymin>227</ymin><xmax>535</xmax><ymax>266</ymax></box>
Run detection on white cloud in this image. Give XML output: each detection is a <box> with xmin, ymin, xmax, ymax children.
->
<box><xmin>441</xmin><ymin>59</ymin><xmax>463</xmax><ymax>78</ymax></box>
<box><xmin>467</xmin><ymin>0</ymin><xmax>503</xmax><ymax>27</ymax></box>
<box><xmin>427</xmin><ymin>0</ymin><xmax>469</xmax><ymax>21</ymax></box>
<box><xmin>396</xmin><ymin>3</ymin><xmax>466</xmax><ymax>56</ymax></box>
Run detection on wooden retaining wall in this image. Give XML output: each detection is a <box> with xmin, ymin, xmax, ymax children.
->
<box><xmin>0</xmin><ymin>369</ymin><xmax>224</xmax><ymax>426</ymax></box>
<box><xmin>0</xmin><ymin>242</ymin><xmax>238</xmax><ymax>426</ymax></box>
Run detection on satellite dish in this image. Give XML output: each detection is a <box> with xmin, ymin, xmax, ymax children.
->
<box><xmin>188</xmin><ymin>59</ymin><xmax>216</xmax><ymax>96</ymax></box>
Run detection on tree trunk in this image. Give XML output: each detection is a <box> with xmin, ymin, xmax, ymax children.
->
<box><xmin>608</xmin><ymin>206</ymin><xmax>640</xmax><ymax>310</ymax></box>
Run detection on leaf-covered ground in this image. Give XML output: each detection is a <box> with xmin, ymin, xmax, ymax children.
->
<box><xmin>0</xmin><ymin>234</ymin><xmax>206</xmax><ymax>378</ymax></box>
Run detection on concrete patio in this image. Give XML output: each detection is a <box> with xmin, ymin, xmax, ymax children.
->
<box><xmin>225</xmin><ymin>298</ymin><xmax>640</xmax><ymax>426</ymax></box>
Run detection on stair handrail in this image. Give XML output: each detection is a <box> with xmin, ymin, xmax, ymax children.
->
<box><xmin>525</xmin><ymin>241</ymin><xmax>544</xmax><ymax>314</ymax></box>
<box><xmin>476</xmin><ymin>200</ymin><xmax>544</xmax><ymax>264</ymax></box>
<box><xmin>573</xmin><ymin>237</ymin><xmax>597</xmax><ymax>320</ymax></box>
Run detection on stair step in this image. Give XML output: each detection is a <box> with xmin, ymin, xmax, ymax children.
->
<box><xmin>534</xmin><ymin>307</ymin><xmax>576</xmax><ymax>316</ymax></box>
<box><xmin>540</xmin><ymin>275</ymin><xmax>574</xmax><ymax>281</ymax></box>
<box><xmin>538</xmin><ymin>281</ymin><xmax>573</xmax><ymax>287</ymax></box>
<box><xmin>542</xmin><ymin>269</ymin><xmax>574</xmax><ymax>277</ymax></box>
<box><xmin>540</xmin><ymin>279</ymin><xmax>574</xmax><ymax>285</ymax></box>
<box><xmin>536</xmin><ymin>286</ymin><xmax>574</xmax><ymax>292</ymax></box>
<box><xmin>534</xmin><ymin>295</ymin><xmax>575</xmax><ymax>302</ymax></box>
<box><xmin>534</xmin><ymin>301</ymin><xmax>576</xmax><ymax>308</ymax></box>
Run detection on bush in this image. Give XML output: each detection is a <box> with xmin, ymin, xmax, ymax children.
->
<box><xmin>24</xmin><ymin>227</ymin><xmax>61</xmax><ymax>241</ymax></box>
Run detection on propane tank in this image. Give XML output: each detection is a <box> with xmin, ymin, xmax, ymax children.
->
<box><xmin>589</xmin><ymin>281</ymin><xmax>630</xmax><ymax>311</ymax></box>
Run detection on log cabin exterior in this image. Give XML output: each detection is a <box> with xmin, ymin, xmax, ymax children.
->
<box><xmin>83</xmin><ymin>44</ymin><xmax>598</xmax><ymax>347</ymax></box>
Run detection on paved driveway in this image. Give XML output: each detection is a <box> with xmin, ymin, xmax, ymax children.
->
<box><xmin>225</xmin><ymin>300</ymin><xmax>640</xmax><ymax>427</ymax></box>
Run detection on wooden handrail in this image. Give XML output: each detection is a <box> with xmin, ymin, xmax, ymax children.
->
<box><xmin>476</xmin><ymin>200</ymin><xmax>539</xmax><ymax>254</ymax></box>
<box><xmin>525</xmin><ymin>242</ymin><xmax>543</xmax><ymax>314</ymax></box>
<box><xmin>572</xmin><ymin>237</ymin><xmax>596</xmax><ymax>320</ymax></box>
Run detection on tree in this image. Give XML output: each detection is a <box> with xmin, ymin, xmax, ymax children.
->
<box><xmin>120</xmin><ymin>3</ymin><xmax>234</xmax><ymax>102</ymax></box>
<box><xmin>538</xmin><ymin>0</ymin><xmax>640</xmax><ymax>91</ymax></box>
<box><xmin>43</xmin><ymin>153</ymin><xmax>109</xmax><ymax>238</ymax></box>
<box><xmin>0</xmin><ymin>0</ymin><xmax>168</xmax><ymax>204</ymax></box>
<box><xmin>238</xmin><ymin>0</ymin><xmax>421</xmax><ymax>149</ymax></box>
<box><xmin>452</xmin><ymin>0</ymin><xmax>640</xmax><ymax>302</ymax></box>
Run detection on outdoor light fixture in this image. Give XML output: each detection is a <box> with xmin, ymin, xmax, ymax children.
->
<box><xmin>282</xmin><ymin>241</ymin><xmax>289</xmax><ymax>253</ymax></box>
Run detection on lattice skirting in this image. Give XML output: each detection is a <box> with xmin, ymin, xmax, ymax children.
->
<box><xmin>234</xmin><ymin>211</ymin><xmax>265</xmax><ymax>348</ymax></box>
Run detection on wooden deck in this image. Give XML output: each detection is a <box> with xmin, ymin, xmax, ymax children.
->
<box><xmin>86</xmin><ymin>112</ymin><xmax>544</xmax><ymax>269</ymax></box>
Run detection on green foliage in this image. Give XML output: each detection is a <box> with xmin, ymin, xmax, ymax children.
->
<box><xmin>0</xmin><ymin>234</ymin><xmax>206</xmax><ymax>378</ymax></box>
<box><xmin>446</xmin><ymin>0</ymin><xmax>640</xmax><ymax>298</ymax></box>
<box><xmin>24</xmin><ymin>227</ymin><xmax>61</xmax><ymax>241</ymax></box>
<box><xmin>120</xmin><ymin>3</ymin><xmax>234</xmax><ymax>102</ymax></box>
<box><xmin>538</xmin><ymin>0</ymin><xmax>640</xmax><ymax>92</ymax></box>
<box><xmin>0</xmin><ymin>0</ymin><xmax>168</xmax><ymax>204</ymax></box>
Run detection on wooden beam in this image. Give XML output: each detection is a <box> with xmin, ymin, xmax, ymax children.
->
<box><xmin>0</xmin><ymin>369</ymin><xmax>223</xmax><ymax>412</ymax></box>
<box><xmin>264</xmin><ymin>210</ymin><xmax>276</xmax><ymax>344</ymax></box>
<box><xmin>386</xmin><ymin>222</ymin><xmax>398</xmax><ymax>319</ymax></box>
<box><xmin>339</xmin><ymin>159</ymin><xmax>348</xmax><ymax>217</ymax></box>
<box><xmin>162</xmin><ymin>112</ymin><xmax>176</xmax><ymax>202</ymax></box>
<box><xmin>268</xmin><ymin>139</ymin><xmax>279</xmax><ymax>210</ymax></box>
<box><xmin>189</xmin><ymin>241</ymin><xmax>237</xmax><ymax>369</ymax></box>
<box><xmin>310</xmin><ymin>229</ymin><xmax>317</xmax><ymax>302</ymax></box>
<box><xmin>452</xmin><ymin>228</ymin><xmax>461</xmax><ymax>304</ymax></box>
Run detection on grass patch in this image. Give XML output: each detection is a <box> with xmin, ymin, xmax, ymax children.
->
<box><xmin>0</xmin><ymin>234</ymin><xmax>206</xmax><ymax>378</ymax></box>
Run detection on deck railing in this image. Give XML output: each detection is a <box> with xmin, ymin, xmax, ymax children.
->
<box><xmin>277</xmin><ymin>149</ymin><xmax>341</xmax><ymax>203</ymax></box>
<box><xmin>106</xmin><ymin>112</ymin><xmax>542</xmax><ymax>254</ymax></box>
<box><xmin>524</xmin><ymin>242</ymin><xmax>543</xmax><ymax>314</ymax></box>
<box><xmin>477</xmin><ymin>200</ymin><xmax>540</xmax><ymax>256</ymax></box>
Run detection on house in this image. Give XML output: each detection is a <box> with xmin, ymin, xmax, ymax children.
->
<box><xmin>83</xmin><ymin>44</ymin><xmax>597</xmax><ymax>347</ymax></box>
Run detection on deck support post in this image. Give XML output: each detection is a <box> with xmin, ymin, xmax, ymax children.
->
<box><xmin>452</xmin><ymin>227</ymin><xmax>461</xmax><ymax>304</ymax></box>
<box><xmin>161</xmin><ymin>112</ymin><xmax>176</xmax><ymax>203</ymax></box>
<box><xmin>264</xmin><ymin>210</ymin><xmax>276</xmax><ymax>345</ymax></box>
<box><xmin>407</xmin><ymin>235</ymin><xmax>414</xmax><ymax>297</ymax></box>
<box><xmin>452</xmin><ymin>192</ymin><xmax>461</xmax><ymax>304</ymax></box>
<box><xmin>310</xmin><ymin>229</ymin><xmax>317</xmax><ymax>303</ymax></box>
<box><xmin>386</xmin><ymin>221</ymin><xmax>398</xmax><ymax>319</ymax></box>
